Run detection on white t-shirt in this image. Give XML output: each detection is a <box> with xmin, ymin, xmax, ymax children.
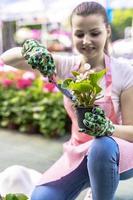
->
<box><xmin>53</xmin><ymin>54</ymin><xmax>133</xmax><ymax>123</ymax></box>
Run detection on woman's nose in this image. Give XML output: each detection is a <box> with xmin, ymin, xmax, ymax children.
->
<box><xmin>83</xmin><ymin>35</ymin><xmax>91</xmax><ymax>45</ymax></box>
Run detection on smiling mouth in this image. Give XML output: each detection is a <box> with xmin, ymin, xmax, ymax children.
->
<box><xmin>82</xmin><ymin>47</ymin><xmax>95</xmax><ymax>51</ymax></box>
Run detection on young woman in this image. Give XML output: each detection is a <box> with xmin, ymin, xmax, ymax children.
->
<box><xmin>1</xmin><ymin>2</ymin><xmax>133</xmax><ymax>200</ymax></box>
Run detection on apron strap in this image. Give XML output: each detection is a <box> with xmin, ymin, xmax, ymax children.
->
<box><xmin>104</xmin><ymin>54</ymin><xmax>118</xmax><ymax>124</ymax></box>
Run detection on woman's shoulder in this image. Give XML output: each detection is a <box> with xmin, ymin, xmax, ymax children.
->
<box><xmin>110</xmin><ymin>56</ymin><xmax>133</xmax><ymax>90</ymax></box>
<box><xmin>111</xmin><ymin>56</ymin><xmax>133</xmax><ymax>70</ymax></box>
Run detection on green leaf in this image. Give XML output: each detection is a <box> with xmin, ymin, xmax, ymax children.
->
<box><xmin>61</xmin><ymin>78</ymin><xmax>73</xmax><ymax>89</ymax></box>
<box><xmin>15</xmin><ymin>193</ymin><xmax>28</xmax><ymax>200</ymax></box>
<box><xmin>71</xmin><ymin>71</ymin><xmax>80</xmax><ymax>77</ymax></box>
<box><xmin>89</xmin><ymin>69</ymin><xmax>106</xmax><ymax>86</ymax></box>
<box><xmin>5</xmin><ymin>193</ymin><xmax>28</xmax><ymax>200</ymax></box>
<box><xmin>68</xmin><ymin>81</ymin><xmax>92</xmax><ymax>92</ymax></box>
<box><xmin>94</xmin><ymin>84</ymin><xmax>102</xmax><ymax>94</ymax></box>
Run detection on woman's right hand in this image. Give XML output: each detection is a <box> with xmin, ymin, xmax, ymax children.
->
<box><xmin>21</xmin><ymin>39</ymin><xmax>40</xmax><ymax>59</ymax></box>
<box><xmin>22</xmin><ymin>39</ymin><xmax>56</xmax><ymax>77</ymax></box>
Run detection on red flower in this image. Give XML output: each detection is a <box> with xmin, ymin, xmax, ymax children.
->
<box><xmin>16</xmin><ymin>79</ymin><xmax>32</xmax><ymax>89</ymax></box>
<box><xmin>2</xmin><ymin>79</ymin><xmax>13</xmax><ymax>87</ymax></box>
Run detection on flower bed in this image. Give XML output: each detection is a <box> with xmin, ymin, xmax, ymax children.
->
<box><xmin>0</xmin><ymin>70</ymin><xmax>68</xmax><ymax>138</ymax></box>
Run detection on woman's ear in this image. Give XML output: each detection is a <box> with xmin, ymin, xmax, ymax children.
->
<box><xmin>106</xmin><ymin>24</ymin><xmax>111</xmax><ymax>38</ymax></box>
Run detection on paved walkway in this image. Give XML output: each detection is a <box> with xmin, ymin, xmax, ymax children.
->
<box><xmin>0</xmin><ymin>128</ymin><xmax>133</xmax><ymax>200</ymax></box>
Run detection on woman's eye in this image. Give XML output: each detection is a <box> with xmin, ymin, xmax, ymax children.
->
<box><xmin>75</xmin><ymin>33</ymin><xmax>84</xmax><ymax>38</ymax></box>
<box><xmin>91</xmin><ymin>32</ymin><xmax>101</xmax><ymax>37</ymax></box>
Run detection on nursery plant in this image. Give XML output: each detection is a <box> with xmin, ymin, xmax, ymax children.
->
<box><xmin>60</xmin><ymin>69</ymin><xmax>106</xmax><ymax>108</ymax></box>
<box><xmin>59</xmin><ymin>69</ymin><xmax>106</xmax><ymax>130</ymax></box>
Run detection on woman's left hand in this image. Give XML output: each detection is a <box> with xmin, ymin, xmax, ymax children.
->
<box><xmin>82</xmin><ymin>107</ymin><xmax>115</xmax><ymax>137</ymax></box>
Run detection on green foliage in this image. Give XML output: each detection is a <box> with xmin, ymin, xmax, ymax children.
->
<box><xmin>111</xmin><ymin>9</ymin><xmax>133</xmax><ymax>40</ymax></box>
<box><xmin>2</xmin><ymin>193</ymin><xmax>28</xmax><ymax>200</ymax></box>
<box><xmin>60</xmin><ymin>69</ymin><xmax>106</xmax><ymax>108</ymax></box>
<box><xmin>0</xmin><ymin>71</ymin><xmax>67</xmax><ymax>138</ymax></box>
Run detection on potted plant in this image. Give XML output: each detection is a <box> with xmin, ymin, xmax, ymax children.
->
<box><xmin>59</xmin><ymin>68</ymin><xmax>106</xmax><ymax>130</ymax></box>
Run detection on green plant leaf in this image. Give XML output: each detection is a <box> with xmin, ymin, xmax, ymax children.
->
<box><xmin>68</xmin><ymin>81</ymin><xmax>92</xmax><ymax>92</ymax></box>
<box><xmin>60</xmin><ymin>78</ymin><xmax>73</xmax><ymax>89</ymax></box>
<box><xmin>93</xmin><ymin>84</ymin><xmax>102</xmax><ymax>94</ymax></box>
<box><xmin>15</xmin><ymin>193</ymin><xmax>28</xmax><ymax>200</ymax></box>
<box><xmin>4</xmin><ymin>193</ymin><xmax>28</xmax><ymax>200</ymax></box>
<box><xmin>89</xmin><ymin>69</ymin><xmax>106</xmax><ymax>86</ymax></box>
<box><xmin>71</xmin><ymin>71</ymin><xmax>80</xmax><ymax>77</ymax></box>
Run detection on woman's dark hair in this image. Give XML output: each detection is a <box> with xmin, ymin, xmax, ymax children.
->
<box><xmin>70</xmin><ymin>1</ymin><xmax>108</xmax><ymax>25</ymax></box>
<box><xmin>70</xmin><ymin>1</ymin><xmax>111</xmax><ymax>54</ymax></box>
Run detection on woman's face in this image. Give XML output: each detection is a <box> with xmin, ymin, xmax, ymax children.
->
<box><xmin>71</xmin><ymin>14</ymin><xmax>111</xmax><ymax>62</ymax></box>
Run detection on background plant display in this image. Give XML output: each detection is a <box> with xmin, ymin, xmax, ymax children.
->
<box><xmin>111</xmin><ymin>9</ymin><xmax>133</xmax><ymax>40</ymax></box>
<box><xmin>0</xmin><ymin>70</ymin><xmax>68</xmax><ymax>138</ymax></box>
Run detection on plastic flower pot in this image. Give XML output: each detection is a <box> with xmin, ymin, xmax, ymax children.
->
<box><xmin>75</xmin><ymin>106</ymin><xmax>93</xmax><ymax>129</ymax></box>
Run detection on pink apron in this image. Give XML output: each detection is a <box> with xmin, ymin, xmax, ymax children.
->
<box><xmin>38</xmin><ymin>55</ymin><xmax>133</xmax><ymax>185</ymax></box>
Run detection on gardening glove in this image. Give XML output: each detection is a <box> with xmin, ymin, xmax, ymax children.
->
<box><xmin>82</xmin><ymin>107</ymin><xmax>115</xmax><ymax>137</ymax></box>
<box><xmin>22</xmin><ymin>39</ymin><xmax>55</xmax><ymax>77</ymax></box>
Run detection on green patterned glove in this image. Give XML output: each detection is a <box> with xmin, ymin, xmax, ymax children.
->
<box><xmin>82</xmin><ymin>107</ymin><xmax>115</xmax><ymax>137</ymax></box>
<box><xmin>22</xmin><ymin>39</ymin><xmax>40</xmax><ymax>59</ymax></box>
<box><xmin>22</xmin><ymin>39</ymin><xmax>55</xmax><ymax>77</ymax></box>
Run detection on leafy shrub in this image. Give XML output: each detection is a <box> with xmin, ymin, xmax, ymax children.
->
<box><xmin>1</xmin><ymin>193</ymin><xmax>28</xmax><ymax>200</ymax></box>
<box><xmin>111</xmin><ymin>9</ymin><xmax>133</xmax><ymax>40</ymax></box>
<box><xmin>0</xmin><ymin>70</ymin><xmax>68</xmax><ymax>138</ymax></box>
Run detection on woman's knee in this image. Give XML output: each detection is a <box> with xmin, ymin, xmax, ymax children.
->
<box><xmin>87</xmin><ymin>136</ymin><xmax>119</xmax><ymax>165</ymax></box>
<box><xmin>31</xmin><ymin>185</ymin><xmax>64</xmax><ymax>200</ymax></box>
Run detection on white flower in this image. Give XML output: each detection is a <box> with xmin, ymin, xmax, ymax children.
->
<box><xmin>22</xmin><ymin>71</ymin><xmax>36</xmax><ymax>80</ymax></box>
<box><xmin>84</xmin><ymin>63</ymin><xmax>91</xmax><ymax>70</ymax></box>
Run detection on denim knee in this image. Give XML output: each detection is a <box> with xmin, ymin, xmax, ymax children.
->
<box><xmin>31</xmin><ymin>185</ymin><xmax>64</xmax><ymax>200</ymax></box>
<box><xmin>87</xmin><ymin>136</ymin><xmax>119</xmax><ymax>169</ymax></box>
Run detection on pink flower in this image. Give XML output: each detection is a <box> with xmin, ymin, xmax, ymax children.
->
<box><xmin>2</xmin><ymin>79</ymin><xmax>13</xmax><ymax>87</ymax></box>
<box><xmin>43</xmin><ymin>82</ymin><xmax>56</xmax><ymax>92</ymax></box>
<box><xmin>16</xmin><ymin>79</ymin><xmax>32</xmax><ymax>89</ymax></box>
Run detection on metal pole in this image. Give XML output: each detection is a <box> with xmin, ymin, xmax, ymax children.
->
<box><xmin>0</xmin><ymin>20</ymin><xmax>3</xmax><ymax>53</ymax></box>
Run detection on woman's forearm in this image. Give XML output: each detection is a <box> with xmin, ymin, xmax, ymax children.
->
<box><xmin>0</xmin><ymin>47</ymin><xmax>31</xmax><ymax>70</ymax></box>
<box><xmin>113</xmin><ymin>124</ymin><xmax>133</xmax><ymax>142</ymax></box>
<box><xmin>1</xmin><ymin>47</ymin><xmax>23</xmax><ymax>65</ymax></box>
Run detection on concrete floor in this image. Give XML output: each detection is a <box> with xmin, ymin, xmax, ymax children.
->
<box><xmin>0</xmin><ymin>128</ymin><xmax>133</xmax><ymax>200</ymax></box>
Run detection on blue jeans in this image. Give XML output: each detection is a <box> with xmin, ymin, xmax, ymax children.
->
<box><xmin>31</xmin><ymin>137</ymin><xmax>133</xmax><ymax>200</ymax></box>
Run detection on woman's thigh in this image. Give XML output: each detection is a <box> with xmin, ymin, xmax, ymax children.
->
<box><xmin>31</xmin><ymin>157</ymin><xmax>90</xmax><ymax>200</ymax></box>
